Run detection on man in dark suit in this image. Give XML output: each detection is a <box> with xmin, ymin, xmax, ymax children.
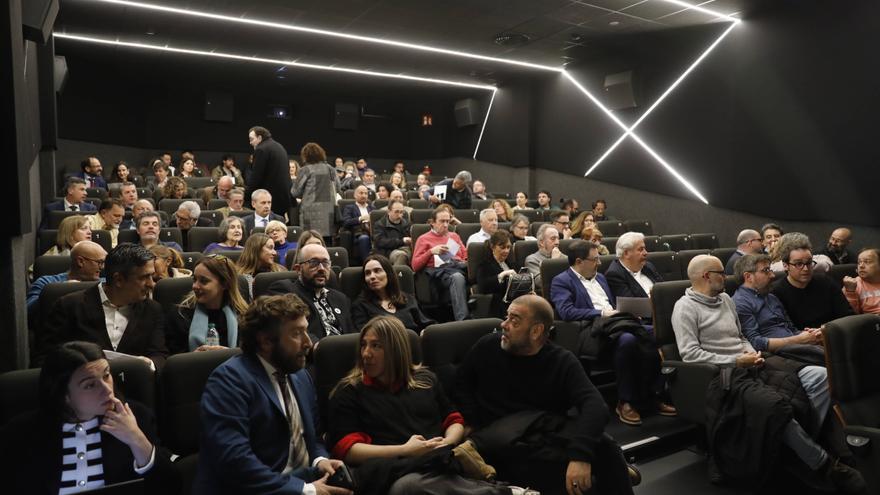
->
<box><xmin>266</xmin><ymin>244</ymin><xmax>356</xmax><ymax>341</ymax></box>
<box><xmin>75</xmin><ymin>156</ymin><xmax>108</xmax><ymax>189</ymax></box>
<box><xmin>605</xmin><ymin>232</ymin><xmax>663</xmax><ymax>298</ymax></box>
<box><xmin>194</xmin><ymin>293</ymin><xmax>350</xmax><ymax>495</ymax></box>
<box><xmin>243</xmin><ymin>189</ymin><xmax>286</xmax><ymax>235</ymax></box>
<box><xmin>40</xmin><ymin>177</ymin><xmax>97</xmax><ymax>230</ymax></box>
<box><xmin>246</xmin><ymin>126</ymin><xmax>292</xmax><ymax>218</ymax></box>
<box><xmin>551</xmin><ymin>240</ymin><xmax>670</xmax><ymax>426</ymax></box>
<box><xmin>340</xmin><ymin>185</ymin><xmax>374</xmax><ymax>263</ymax></box>
<box><xmin>40</xmin><ymin>243</ymin><xmax>169</xmax><ymax>369</ymax></box>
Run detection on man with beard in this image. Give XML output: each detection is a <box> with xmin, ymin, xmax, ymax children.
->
<box><xmin>266</xmin><ymin>244</ymin><xmax>356</xmax><ymax>342</ymax></box>
<box><xmin>819</xmin><ymin>227</ymin><xmax>856</xmax><ymax>265</ymax></box>
<box><xmin>195</xmin><ymin>294</ymin><xmax>351</xmax><ymax>495</ymax></box>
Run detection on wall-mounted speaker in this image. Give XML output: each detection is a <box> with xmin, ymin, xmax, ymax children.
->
<box><xmin>204</xmin><ymin>91</ymin><xmax>234</xmax><ymax>122</ymax></box>
<box><xmin>454</xmin><ymin>98</ymin><xmax>481</xmax><ymax>127</ymax></box>
<box><xmin>333</xmin><ymin>103</ymin><xmax>359</xmax><ymax>130</ymax></box>
<box><xmin>603</xmin><ymin>70</ymin><xmax>637</xmax><ymax>110</ymax></box>
<box><xmin>22</xmin><ymin>0</ymin><xmax>59</xmax><ymax>44</ymax></box>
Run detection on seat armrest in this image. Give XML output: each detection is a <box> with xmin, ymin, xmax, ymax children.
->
<box><xmin>662</xmin><ymin>360</ymin><xmax>721</xmax><ymax>425</ymax></box>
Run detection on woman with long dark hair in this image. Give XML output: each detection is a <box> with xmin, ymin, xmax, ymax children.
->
<box><xmin>351</xmin><ymin>254</ymin><xmax>433</xmax><ymax>332</ymax></box>
<box><xmin>476</xmin><ymin>230</ymin><xmax>517</xmax><ymax>318</ymax></box>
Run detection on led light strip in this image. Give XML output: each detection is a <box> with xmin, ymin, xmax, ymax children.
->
<box><xmin>74</xmin><ymin>0</ymin><xmax>564</xmax><ymax>72</ymax></box>
<box><xmin>660</xmin><ymin>0</ymin><xmax>741</xmax><ymax>24</ymax></box>
<box><xmin>473</xmin><ymin>89</ymin><xmax>498</xmax><ymax>160</ymax></box>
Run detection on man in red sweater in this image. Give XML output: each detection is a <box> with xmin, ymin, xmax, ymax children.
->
<box><xmin>412</xmin><ymin>208</ymin><xmax>469</xmax><ymax>320</ymax></box>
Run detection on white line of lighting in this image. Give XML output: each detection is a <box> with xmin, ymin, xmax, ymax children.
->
<box><xmin>660</xmin><ymin>0</ymin><xmax>741</xmax><ymax>24</ymax></box>
<box><xmin>75</xmin><ymin>0</ymin><xmax>565</xmax><ymax>72</ymax></box>
<box><xmin>473</xmin><ymin>89</ymin><xmax>498</xmax><ymax>159</ymax></box>
<box><xmin>584</xmin><ymin>21</ymin><xmax>737</xmax><ymax>176</ymax></box>
<box><xmin>52</xmin><ymin>33</ymin><xmax>498</xmax><ymax>91</ymax></box>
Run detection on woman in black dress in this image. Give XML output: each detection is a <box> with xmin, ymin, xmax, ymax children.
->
<box><xmin>476</xmin><ymin>230</ymin><xmax>518</xmax><ymax>319</ymax></box>
<box><xmin>351</xmin><ymin>254</ymin><xmax>434</xmax><ymax>332</ymax></box>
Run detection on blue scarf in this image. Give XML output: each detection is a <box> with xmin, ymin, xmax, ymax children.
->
<box><xmin>188</xmin><ymin>304</ymin><xmax>238</xmax><ymax>351</ymax></box>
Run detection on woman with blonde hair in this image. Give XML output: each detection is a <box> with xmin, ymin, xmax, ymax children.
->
<box><xmin>390</xmin><ymin>171</ymin><xmax>407</xmax><ymax>191</ymax></box>
<box><xmin>148</xmin><ymin>244</ymin><xmax>192</xmax><ymax>280</ymax></box>
<box><xmin>492</xmin><ymin>199</ymin><xmax>514</xmax><ymax>223</ymax></box>
<box><xmin>44</xmin><ymin>215</ymin><xmax>92</xmax><ymax>256</ymax></box>
<box><xmin>157</xmin><ymin>176</ymin><xmax>187</xmax><ymax>202</ymax></box>
<box><xmin>571</xmin><ymin>211</ymin><xmax>596</xmax><ymax>239</ymax></box>
<box><xmin>264</xmin><ymin>220</ymin><xmax>296</xmax><ymax>266</ymax></box>
<box><xmin>165</xmin><ymin>255</ymin><xmax>248</xmax><ymax>354</ymax></box>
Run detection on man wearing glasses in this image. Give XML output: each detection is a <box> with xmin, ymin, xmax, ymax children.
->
<box><xmin>724</xmin><ymin>229</ymin><xmax>764</xmax><ymax>275</ymax></box>
<box><xmin>771</xmin><ymin>241</ymin><xmax>853</xmax><ymax>331</ymax></box>
<box><xmin>266</xmin><ymin>244</ymin><xmax>355</xmax><ymax>341</ymax></box>
<box><xmin>550</xmin><ymin>210</ymin><xmax>573</xmax><ymax>240</ymax></box>
<box><xmin>26</xmin><ymin>240</ymin><xmax>106</xmax><ymax>314</ymax></box>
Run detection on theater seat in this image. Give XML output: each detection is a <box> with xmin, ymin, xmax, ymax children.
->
<box><xmin>200</xmin><ymin>210</ymin><xmax>223</xmax><ymax>227</ymax></box>
<box><xmin>407</xmin><ymin>199</ymin><xmax>429</xmax><ymax>209</ymax></box>
<box><xmin>455</xmin><ymin>223</ymin><xmax>482</xmax><ymax>246</ymax></box>
<box><xmin>513</xmin><ymin>240</ymin><xmax>539</xmax><ymax>270</ymax></box>
<box><xmin>153</xmin><ymin>277</ymin><xmax>195</xmax><ymax>313</ymax></box>
<box><xmin>689</xmin><ymin>233</ymin><xmax>719</xmax><ymax>250</ymax></box>
<box><xmin>623</xmin><ymin>219</ymin><xmax>653</xmax><ymax>236</ymax></box>
<box><xmin>822</xmin><ymin>314</ymin><xmax>880</xmax><ymax>493</ymax></box>
<box><xmin>600</xmin><ymin>237</ymin><xmax>618</xmax><ymax>255</ymax></box>
<box><xmin>675</xmin><ymin>250</ymin><xmax>711</xmax><ymax>280</ymax></box>
<box><xmin>660</xmin><ymin>234</ymin><xmax>690</xmax><ymax>253</ymax></box>
<box><xmin>828</xmin><ymin>263</ymin><xmax>857</xmax><ymax>288</ymax></box>
<box><xmin>540</xmin><ymin>257</ymin><xmax>572</xmax><ymax>312</ymax></box>
<box><xmin>33</xmin><ymin>255</ymin><xmax>71</xmax><ymax>279</ymax></box>
<box><xmin>186</xmin><ymin>227</ymin><xmax>220</xmax><ymax>253</ymax></box>
<box><xmin>180</xmin><ymin>252</ymin><xmax>204</xmax><ymax>271</ymax></box>
<box><xmin>252</xmin><ymin>271</ymin><xmax>298</xmax><ymax>299</ymax></box>
<box><xmin>471</xmin><ymin>199</ymin><xmax>492</xmax><ymax>210</ymax></box>
<box><xmin>643</xmin><ymin>235</ymin><xmax>663</xmax><ymax>252</ymax></box>
<box><xmin>596</xmin><ymin>220</ymin><xmax>625</xmax><ymax>237</ymax></box>
<box><xmin>710</xmin><ymin>247</ymin><xmax>737</xmax><ymax>266</ymax></box>
<box><xmin>118</xmin><ymin>228</ymin><xmax>183</xmax><ymax>248</ymax></box>
<box><xmin>48</xmin><ymin>210</ymin><xmax>81</xmax><ymax>229</ymax></box>
<box><xmin>456</xmin><ymin>209</ymin><xmax>480</xmax><ymax>224</ymax></box>
<box><xmin>207</xmin><ymin>199</ymin><xmax>226</xmax><ymax>210</ymax></box>
<box><xmin>420</xmin><ymin>318</ymin><xmax>500</xmax><ymax>397</ymax></box>
<box><xmin>597</xmin><ymin>255</ymin><xmax>616</xmax><ymax>275</ymax></box>
<box><xmin>518</xmin><ymin>210</ymin><xmax>544</xmax><ymax>224</ymax></box>
<box><xmin>89</xmin><ymin>230</ymin><xmax>113</xmax><ymax>253</ymax></box>
<box><xmin>159</xmin><ymin>198</ymin><xmax>205</xmax><ymax>216</ymax></box>
<box><xmin>647</xmin><ymin>251</ymin><xmax>682</xmax><ymax>281</ymax></box>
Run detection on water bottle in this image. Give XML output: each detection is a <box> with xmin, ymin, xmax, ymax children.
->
<box><xmin>205</xmin><ymin>323</ymin><xmax>220</xmax><ymax>347</ymax></box>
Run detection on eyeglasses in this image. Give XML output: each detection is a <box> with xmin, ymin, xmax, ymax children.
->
<box><xmin>750</xmin><ymin>267</ymin><xmax>772</xmax><ymax>274</ymax></box>
<box><xmin>747</xmin><ymin>238</ymin><xmax>762</xmax><ymax>244</ymax></box>
<box><xmin>584</xmin><ymin>256</ymin><xmax>600</xmax><ymax>263</ymax></box>
<box><xmin>80</xmin><ymin>256</ymin><xmax>105</xmax><ymax>266</ymax></box>
<box><xmin>786</xmin><ymin>260</ymin><xmax>817</xmax><ymax>270</ymax></box>
<box><xmin>302</xmin><ymin>258</ymin><xmax>332</xmax><ymax>269</ymax></box>
<box><xmin>554</xmin><ymin>221</ymin><xmax>570</xmax><ymax>227</ymax></box>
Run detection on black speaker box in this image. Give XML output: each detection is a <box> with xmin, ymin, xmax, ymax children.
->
<box><xmin>333</xmin><ymin>103</ymin><xmax>359</xmax><ymax>130</ymax></box>
<box><xmin>454</xmin><ymin>98</ymin><xmax>481</xmax><ymax>127</ymax></box>
<box><xmin>22</xmin><ymin>0</ymin><xmax>58</xmax><ymax>44</ymax></box>
<box><xmin>603</xmin><ymin>70</ymin><xmax>637</xmax><ymax>110</ymax></box>
<box><xmin>205</xmin><ymin>91</ymin><xmax>234</xmax><ymax>122</ymax></box>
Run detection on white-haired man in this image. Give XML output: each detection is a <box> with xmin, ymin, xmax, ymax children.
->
<box><xmin>605</xmin><ymin>232</ymin><xmax>662</xmax><ymax>299</ymax></box>
<box><xmin>524</xmin><ymin>224</ymin><xmax>565</xmax><ymax>288</ymax></box>
<box><xmin>466</xmin><ymin>209</ymin><xmax>498</xmax><ymax>245</ymax></box>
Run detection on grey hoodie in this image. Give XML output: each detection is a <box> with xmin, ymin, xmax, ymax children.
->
<box><xmin>671</xmin><ymin>287</ymin><xmax>755</xmax><ymax>366</ymax></box>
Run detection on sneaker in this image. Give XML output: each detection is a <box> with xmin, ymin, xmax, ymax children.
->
<box><xmin>616</xmin><ymin>401</ymin><xmax>642</xmax><ymax>426</ymax></box>
<box><xmin>453</xmin><ymin>439</ymin><xmax>497</xmax><ymax>482</ymax></box>
<box><xmin>509</xmin><ymin>487</ymin><xmax>541</xmax><ymax>495</ymax></box>
<box><xmin>823</xmin><ymin>457</ymin><xmax>868</xmax><ymax>494</ymax></box>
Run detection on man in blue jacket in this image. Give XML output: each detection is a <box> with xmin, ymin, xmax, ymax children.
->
<box><xmin>194</xmin><ymin>294</ymin><xmax>351</xmax><ymax>495</ymax></box>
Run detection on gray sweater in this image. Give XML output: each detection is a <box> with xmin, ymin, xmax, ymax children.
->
<box><xmin>671</xmin><ymin>287</ymin><xmax>755</xmax><ymax>366</ymax></box>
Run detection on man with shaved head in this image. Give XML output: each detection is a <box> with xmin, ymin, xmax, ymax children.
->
<box><xmin>455</xmin><ymin>294</ymin><xmax>637</xmax><ymax>494</ymax></box>
<box><xmin>672</xmin><ymin>255</ymin><xmax>863</xmax><ymax>492</ymax></box>
<box><xmin>724</xmin><ymin>229</ymin><xmax>764</xmax><ymax>275</ymax></box>
<box><xmin>26</xmin><ymin>240</ymin><xmax>107</xmax><ymax>313</ymax></box>
<box><xmin>820</xmin><ymin>227</ymin><xmax>855</xmax><ymax>265</ymax></box>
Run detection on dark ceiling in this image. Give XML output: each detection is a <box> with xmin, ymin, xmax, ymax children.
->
<box><xmin>54</xmin><ymin>0</ymin><xmax>757</xmax><ymax>88</ymax></box>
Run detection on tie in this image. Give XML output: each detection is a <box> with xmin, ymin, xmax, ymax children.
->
<box><xmin>274</xmin><ymin>372</ymin><xmax>309</xmax><ymax>469</ymax></box>
<box><xmin>261</xmin><ymin>218</ymin><xmax>267</xmax><ymax>227</ymax></box>
<box><xmin>89</xmin><ymin>177</ymin><xmax>96</xmax><ymax>188</ymax></box>
<box><xmin>69</xmin><ymin>205</ymin><xmax>78</xmax><ymax>211</ymax></box>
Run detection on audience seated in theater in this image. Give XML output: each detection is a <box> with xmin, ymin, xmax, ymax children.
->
<box><xmin>435</xmin><ymin>203</ymin><xmax>462</xmax><ymax>227</ymax></box>
<box><xmin>292</xmin><ymin>142</ymin><xmax>339</xmax><ymax>239</ymax></box>
<box><xmin>265</xmin><ymin>220</ymin><xmax>296</xmax><ymax>265</ymax></box>
<box><xmin>266</xmin><ymin>244</ymin><xmax>356</xmax><ymax>341</ymax></box>
<box><xmin>351</xmin><ymin>255</ymin><xmax>434</xmax><ymax>332</ymax></box>
<box><xmin>87</xmin><ymin>198</ymin><xmax>125</xmax><ymax>248</ymax></box>
<box><xmin>551</xmin><ymin>240</ymin><xmax>672</xmax><ymax>426</ymax></box>
<box><xmin>550</xmin><ymin>210</ymin><xmax>574</xmax><ymax>240</ymax></box>
<box><xmin>455</xmin><ymin>294</ymin><xmax>637</xmax><ymax>494</ymax></box>
<box><xmin>159</xmin><ymin>152</ymin><xmax>175</xmax><ymax>177</ymax></box>
<box><xmin>476</xmin><ymin>230</ymin><xmax>517</xmax><ymax>319</ymax></box>
<box><xmin>109</xmin><ymin>160</ymin><xmax>144</xmax><ymax>187</ymax></box>
<box><xmin>591</xmin><ymin>199</ymin><xmax>613</xmax><ymax>221</ymax></box>
<box><xmin>589</xmin><ymin>229</ymin><xmax>610</xmax><ymax>256</ymax></box>
<box><xmin>560</xmin><ymin>197</ymin><xmax>580</xmax><ymax>217</ymax></box>
<box><xmin>150</xmin><ymin>160</ymin><xmax>170</xmax><ymax>191</ymax></box>
<box><xmin>356</xmin><ymin>157</ymin><xmax>368</xmax><ymax>178</ymax></box>
<box><xmin>733</xmin><ymin>254</ymin><xmax>825</xmax><ymax>365</ymax></box>
<box><xmin>379</xmin><ymin>189</ymin><xmax>413</xmax><ymax>214</ymax></box>
<box><xmin>340</xmin><ymin>161</ymin><xmax>358</xmax><ymax>191</ymax></box>
<box><xmin>472</xmin><ymin>179</ymin><xmax>491</xmax><ymax>200</ymax></box>
<box><xmin>128</xmin><ymin>199</ymin><xmax>155</xmax><ymax>230</ymax></box>
<box><xmin>605</xmin><ymin>232</ymin><xmax>663</xmax><ymax>299</ymax></box>
<box><xmin>211</xmin><ymin>153</ymin><xmax>245</xmax><ymax>185</ymax></box>
<box><xmin>492</xmin><ymin>198</ymin><xmax>513</xmax><ymax>223</ymax></box>
<box><xmin>341</xmin><ymin>185</ymin><xmax>374</xmax><ymax>263</ymax></box>
<box><xmin>119</xmin><ymin>181</ymin><xmax>138</xmax><ymax>214</ymax></box>
<box><xmin>243</xmin><ymin>189</ymin><xmax>285</xmax><ymax>235</ymax></box>
<box><xmin>424</xmin><ymin>171</ymin><xmax>473</xmax><ymax>210</ymax></box>
<box><xmin>375</xmin><ymin>182</ymin><xmax>392</xmax><ymax>200</ymax></box>
<box><xmin>725</xmin><ymin>229</ymin><xmax>764</xmax><ymax>275</ymax></box>
<box><xmin>43</xmin><ymin>215</ymin><xmax>92</xmax><ymax>256</ymax></box>
<box><xmin>819</xmin><ymin>227</ymin><xmax>856</xmax><ymax>265</ymax></box>
<box><xmin>75</xmin><ymin>156</ymin><xmax>108</xmax><ymax>190</ymax></box>
<box><xmin>27</xmin><ymin>240</ymin><xmax>106</xmax><ymax>314</ymax></box>
<box><xmin>390</xmin><ymin>171</ymin><xmax>406</xmax><ymax>191</ymax></box>
<box><xmin>199</xmin><ymin>175</ymin><xmax>235</xmax><ymax>205</ymax></box>
<box><xmin>288</xmin><ymin>159</ymin><xmax>299</xmax><ymax>184</ymax></box>
<box><xmin>372</xmin><ymin>198</ymin><xmax>412</xmax><ymax>266</ymax></box>
<box><xmin>40</xmin><ymin>177</ymin><xmax>96</xmax><ymax>229</ymax></box>
<box><xmin>512</xmin><ymin>191</ymin><xmax>532</xmax><ymax>211</ymax></box>
<box><xmin>237</xmin><ymin>233</ymin><xmax>285</xmax><ymax>297</ymax></box>
<box><xmin>361</xmin><ymin>169</ymin><xmax>378</xmax><ymax>193</ymax></box>
<box><xmin>165</xmin><ymin>255</ymin><xmax>249</xmax><ymax>355</ymax></box>
<box><xmin>466</xmin><ymin>208</ymin><xmax>498</xmax><ymax>245</ymax></box>
<box><xmin>761</xmin><ymin>222</ymin><xmax>783</xmax><ymax>256</ymax></box>
<box><xmin>193</xmin><ymin>294</ymin><xmax>348</xmax><ymax>495</ymax></box>
<box><xmin>178</xmin><ymin>157</ymin><xmax>202</xmax><ymax>178</ymax></box>
<box><xmin>411</xmin><ymin>208</ymin><xmax>470</xmax><ymax>321</ymax></box>
<box><xmin>148</xmin><ymin>244</ymin><xmax>192</xmax><ymax>281</ymax></box>
<box><xmin>0</xmin><ymin>341</ymin><xmax>179</xmax><ymax>494</ymax></box>
<box><xmin>525</xmin><ymin>224</ymin><xmax>564</xmax><ymax>288</ymax></box>
<box><xmin>170</xmin><ymin>200</ymin><xmax>211</xmax><ymax>248</ymax></box>
<box><xmin>203</xmin><ymin>216</ymin><xmax>245</xmax><ymax>254</ymax></box>
<box><xmin>328</xmin><ymin>316</ymin><xmax>519</xmax><ymax>494</ymax></box>
<box><xmin>508</xmin><ymin>214</ymin><xmax>536</xmax><ymax>244</ymax></box>
<box><xmin>136</xmin><ymin>211</ymin><xmax>182</xmax><ymax>252</ymax></box>
<box><xmin>571</xmin><ymin>211</ymin><xmax>596</xmax><ymax>239</ymax></box>
<box><xmin>215</xmin><ymin>187</ymin><xmax>247</xmax><ymax>218</ymax></box>
<box><xmin>154</xmin><ymin>176</ymin><xmax>187</xmax><ymax>203</ymax></box>
<box><xmin>415</xmin><ymin>173</ymin><xmax>431</xmax><ymax>190</ymax></box>
<box><xmin>672</xmin><ymin>255</ymin><xmax>863</xmax><ymax>492</ymax></box>
<box><xmin>842</xmin><ymin>247</ymin><xmax>880</xmax><ymax>315</ymax></box>
<box><xmin>535</xmin><ymin>190</ymin><xmax>552</xmax><ymax>212</ymax></box>
<box><xmin>40</xmin><ymin>243</ymin><xmax>169</xmax><ymax>369</ymax></box>
<box><xmin>769</xmin><ymin>232</ymin><xmax>833</xmax><ymax>273</ymax></box>
<box><xmin>391</xmin><ymin>160</ymin><xmax>408</xmax><ymax>176</ymax></box>
<box><xmin>771</xmin><ymin>234</ymin><xmax>854</xmax><ymax>330</ymax></box>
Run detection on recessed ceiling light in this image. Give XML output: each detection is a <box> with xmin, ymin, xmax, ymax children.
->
<box><xmin>609</xmin><ymin>21</ymin><xmax>621</xmax><ymax>26</ymax></box>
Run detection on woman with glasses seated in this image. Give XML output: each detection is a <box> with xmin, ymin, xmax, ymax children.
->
<box><xmin>507</xmin><ymin>214</ymin><xmax>536</xmax><ymax>243</ymax></box>
<box><xmin>203</xmin><ymin>216</ymin><xmax>245</xmax><ymax>254</ymax></box>
<box><xmin>328</xmin><ymin>317</ymin><xmax>516</xmax><ymax>495</ymax></box>
<box><xmin>165</xmin><ymin>255</ymin><xmax>248</xmax><ymax>354</ymax></box>
<box><xmin>236</xmin><ymin>233</ymin><xmax>285</xmax><ymax>297</ymax></box>
<box><xmin>476</xmin><ymin>230</ymin><xmax>519</xmax><ymax>319</ymax></box>
<box><xmin>264</xmin><ymin>220</ymin><xmax>297</xmax><ymax>266</ymax></box>
<box><xmin>0</xmin><ymin>341</ymin><xmax>179</xmax><ymax>494</ymax></box>
<box><xmin>148</xmin><ymin>244</ymin><xmax>192</xmax><ymax>281</ymax></box>
<box><xmin>352</xmin><ymin>255</ymin><xmax>434</xmax><ymax>332</ymax></box>
<box><xmin>44</xmin><ymin>215</ymin><xmax>92</xmax><ymax>256</ymax></box>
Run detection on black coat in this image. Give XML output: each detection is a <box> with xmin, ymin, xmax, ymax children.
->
<box><xmin>351</xmin><ymin>293</ymin><xmax>435</xmax><ymax>332</ymax></box>
<box><xmin>372</xmin><ymin>215</ymin><xmax>411</xmax><ymax>256</ymax></box>
<box><xmin>245</xmin><ymin>137</ymin><xmax>292</xmax><ymax>217</ymax></box>
<box><xmin>604</xmin><ymin>259</ymin><xmax>663</xmax><ymax>299</ymax></box>
<box><xmin>265</xmin><ymin>278</ymin><xmax>356</xmax><ymax>340</ymax></box>
<box><xmin>40</xmin><ymin>285</ymin><xmax>169</xmax><ymax>368</ymax></box>
<box><xmin>475</xmin><ymin>258</ymin><xmax>511</xmax><ymax>319</ymax></box>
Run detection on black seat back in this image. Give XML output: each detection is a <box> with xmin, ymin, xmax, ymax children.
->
<box><xmin>623</xmin><ymin>219</ymin><xmax>653</xmax><ymax>235</ymax></box>
<box><xmin>186</xmin><ymin>226</ymin><xmax>221</xmax><ymax>253</ymax></box>
<box><xmin>153</xmin><ymin>277</ymin><xmax>194</xmax><ymax>313</ymax></box>
<box><xmin>596</xmin><ymin>220</ymin><xmax>625</xmax><ymax>237</ymax></box>
<box><xmin>455</xmin><ymin>223</ymin><xmax>482</xmax><ymax>246</ymax></box>
<box><xmin>676</xmin><ymin>250</ymin><xmax>711</xmax><ymax>280</ymax></box>
<box><xmin>823</xmin><ymin>314</ymin><xmax>880</xmax><ymax>427</ymax></box>
<box><xmin>200</xmin><ymin>210</ymin><xmax>223</xmax><ymax>227</ymax></box>
<box><xmin>689</xmin><ymin>233</ymin><xmax>719</xmax><ymax>250</ymax></box>
<box><xmin>180</xmin><ymin>252</ymin><xmax>204</xmax><ymax>271</ymax></box>
<box><xmin>647</xmin><ymin>251</ymin><xmax>682</xmax><ymax>281</ymax></box>
<box><xmin>159</xmin><ymin>198</ymin><xmax>205</xmax><ymax>216</ymax></box>
<box><xmin>513</xmin><ymin>240</ymin><xmax>539</xmax><ymax>270</ymax></box>
<box><xmin>650</xmin><ymin>280</ymin><xmax>691</xmax><ymax>358</ymax></box>
<box><xmin>660</xmin><ymin>234</ymin><xmax>691</xmax><ymax>252</ymax></box>
<box><xmin>89</xmin><ymin>230</ymin><xmax>113</xmax><ymax>253</ymax></box>
<box><xmin>710</xmin><ymin>247</ymin><xmax>737</xmax><ymax>266</ymax></box>
<box><xmin>643</xmin><ymin>235</ymin><xmax>663</xmax><ymax>252</ymax></box>
<box><xmin>540</xmin><ymin>257</ymin><xmax>572</xmax><ymax>311</ymax></box>
<box><xmin>420</xmin><ymin>319</ymin><xmax>500</xmax><ymax>398</ymax></box>
<box><xmin>252</xmin><ymin>271</ymin><xmax>298</xmax><ymax>299</ymax></box>
<box><xmin>48</xmin><ymin>210</ymin><xmax>81</xmax><ymax>229</ymax></box>
<box><xmin>33</xmin><ymin>255</ymin><xmax>71</xmax><ymax>279</ymax></box>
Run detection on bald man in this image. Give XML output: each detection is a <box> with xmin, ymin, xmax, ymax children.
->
<box><xmin>724</xmin><ymin>229</ymin><xmax>764</xmax><ymax>275</ymax></box>
<box><xmin>27</xmin><ymin>240</ymin><xmax>107</xmax><ymax>313</ymax></box>
<box><xmin>672</xmin><ymin>255</ymin><xmax>863</xmax><ymax>492</ymax></box>
<box><xmin>819</xmin><ymin>227</ymin><xmax>855</xmax><ymax>265</ymax></box>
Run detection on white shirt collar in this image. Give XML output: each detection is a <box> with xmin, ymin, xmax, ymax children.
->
<box><xmin>97</xmin><ymin>283</ymin><xmax>121</xmax><ymax>309</ymax></box>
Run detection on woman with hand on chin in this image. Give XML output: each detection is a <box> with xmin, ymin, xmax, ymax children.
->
<box><xmin>0</xmin><ymin>341</ymin><xmax>178</xmax><ymax>494</ymax></box>
<box><xmin>165</xmin><ymin>255</ymin><xmax>248</xmax><ymax>355</ymax></box>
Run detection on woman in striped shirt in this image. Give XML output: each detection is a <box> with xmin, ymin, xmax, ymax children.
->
<box><xmin>1</xmin><ymin>341</ymin><xmax>177</xmax><ymax>494</ymax></box>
